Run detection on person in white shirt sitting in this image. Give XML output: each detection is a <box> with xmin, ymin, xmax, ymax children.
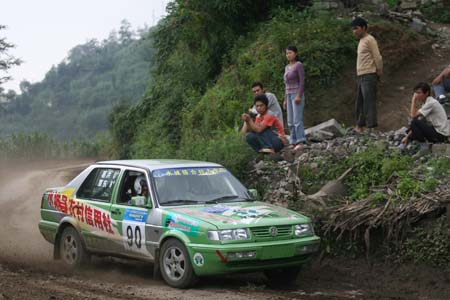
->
<box><xmin>400</xmin><ymin>82</ymin><xmax>450</xmax><ymax>148</ymax></box>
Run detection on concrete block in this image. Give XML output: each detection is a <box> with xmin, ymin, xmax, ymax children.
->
<box><xmin>400</xmin><ymin>0</ymin><xmax>418</xmax><ymax>9</ymax></box>
<box><xmin>431</xmin><ymin>143</ymin><xmax>450</xmax><ymax>156</ymax></box>
<box><xmin>305</xmin><ymin>119</ymin><xmax>345</xmax><ymax>139</ymax></box>
<box><xmin>394</xmin><ymin>126</ymin><xmax>408</xmax><ymax>136</ymax></box>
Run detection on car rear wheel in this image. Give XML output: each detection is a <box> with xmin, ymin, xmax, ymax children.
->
<box><xmin>59</xmin><ymin>226</ymin><xmax>89</xmax><ymax>269</ymax></box>
<box><xmin>264</xmin><ymin>266</ymin><xmax>301</xmax><ymax>285</ymax></box>
<box><xmin>159</xmin><ymin>239</ymin><xmax>197</xmax><ymax>288</ymax></box>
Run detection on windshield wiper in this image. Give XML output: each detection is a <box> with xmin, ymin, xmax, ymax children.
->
<box><xmin>161</xmin><ymin>199</ymin><xmax>201</xmax><ymax>206</ymax></box>
<box><xmin>206</xmin><ymin>195</ymin><xmax>254</xmax><ymax>203</ymax></box>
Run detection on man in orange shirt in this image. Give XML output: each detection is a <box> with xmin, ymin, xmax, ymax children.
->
<box><xmin>241</xmin><ymin>94</ymin><xmax>286</xmax><ymax>153</ymax></box>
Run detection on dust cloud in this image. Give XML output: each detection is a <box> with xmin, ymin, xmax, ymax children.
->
<box><xmin>0</xmin><ymin>160</ymin><xmax>92</xmax><ymax>267</ymax></box>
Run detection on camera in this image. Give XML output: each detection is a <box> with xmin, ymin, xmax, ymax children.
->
<box><xmin>248</xmin><ymin>111</ymin><xmax>257</xmax><ymax>120</ymax></box>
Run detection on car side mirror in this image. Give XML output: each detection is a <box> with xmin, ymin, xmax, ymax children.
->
<box><xmin>130</xmin><ymin>196</ymin><xmax>152</xmax><ymax>209</ymax></box>
<box><xmin>248</xmin><ymin>189</ymin><xmax>258</xmax><ymax>199</ymax></box>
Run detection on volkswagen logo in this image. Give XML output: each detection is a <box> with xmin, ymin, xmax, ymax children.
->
<box><xmin>269</xmin><ymin>226</ymin><xmax>278</xmax><ymax>237</ymax></box>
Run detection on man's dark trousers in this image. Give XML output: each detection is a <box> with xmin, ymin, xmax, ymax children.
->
<box><xmin>409</xmin><ymin>118</ymin><xmax>446</xmax><ymax>143</ymax></box>
<box><xmin>245</xmin><ymin>129</ymin><xmax>283</xmax><ymax>152</ymax></box>
<box><xmin>356</xmin><ymin>73</ymin><xmax>378</xmax><ymax>128</ymax></box>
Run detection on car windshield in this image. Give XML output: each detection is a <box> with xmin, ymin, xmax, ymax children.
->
<box><xmin>152</xmin><ymin>167</ymin><xmax>252</xmax><ymax>206</ymax></box>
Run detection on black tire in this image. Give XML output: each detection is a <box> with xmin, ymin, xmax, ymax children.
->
<box><xmin>264</xmin><ymin>266</ymin><xmax>301</xmax><ymax>285</ymax></box>
<box><xmin>59</xmin><ymin>226</ymin><xmax>89</xmax><ymax>269</ymax></box>
<box><xmin>159</xmin><ymin>239</ymin><xmax>198</xmax><ymax>288</ymax></box>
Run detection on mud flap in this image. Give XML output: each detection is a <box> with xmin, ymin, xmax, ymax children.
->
<box><xmin>153</xmin><ymin>248</ymin><xmax>162</xmax><ymax>280</ymax></box>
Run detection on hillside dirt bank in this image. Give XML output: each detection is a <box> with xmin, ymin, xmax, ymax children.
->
<box><xmin>313</xmin><ymin>23</ymin><xmax>450</xmax><ymax>132</ymax></box>
<box><xmin>0</xmin><ymin>160</ymin><xmax>448</xmax><ymax>300</ymax></box>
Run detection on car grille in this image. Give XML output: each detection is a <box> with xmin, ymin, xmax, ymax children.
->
<box><xmin>251</xmin><ymin>225</ymin><xmax>293</xmax><ymax>240</ymax></box>
<box><xmin>226</xmin><ymin>254</ymin><xmax>310</xmax><ymax>268</ymax></box>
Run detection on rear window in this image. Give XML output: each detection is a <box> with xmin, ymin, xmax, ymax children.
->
<box><xmin>77</xmin><ymin>168</ymin><xmax>121</xmax><ymax>202</ymax></box>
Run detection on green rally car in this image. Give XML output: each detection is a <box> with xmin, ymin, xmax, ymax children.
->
<box><xmin>39</xmin><ymin>160</ymin><xmax>320</xmax><ymax>288</ymax></box>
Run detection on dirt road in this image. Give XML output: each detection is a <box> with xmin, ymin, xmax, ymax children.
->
<box><xmin>0</xmin><ymin>160</ymin><xmax>448</xmax><ymax>300</ymax></box>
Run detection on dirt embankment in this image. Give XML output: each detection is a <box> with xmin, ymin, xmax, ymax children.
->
<box><xmin>311</xmin><ymin>22</ymin><xmax>450</xmax><ymax>132</ymax></box>
<box><xmin>0</xmin><ymin>160</ymin><xmax>449</xmax><ymax>300</ymax></box>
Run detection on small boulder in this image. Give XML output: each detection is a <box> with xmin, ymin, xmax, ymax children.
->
<box><xmin>305</xmin><ymin>119</ymin><xmax>345</xmax><ymax>140</ymax></box>
<box><xmin>307</xmin><ymin>180</ymin><xmax>347</xmax><ymax>202</ymax></box>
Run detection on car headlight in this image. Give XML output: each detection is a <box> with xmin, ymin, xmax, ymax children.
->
<box><xmin>294</xmin><ymin>224</ymin><xmax>314</xmax><ymax>237</ymax></box>
<box><xmin>208</xmin><ymin>228</ymin><xmax>249</xmax><ymax>241</ymax></box>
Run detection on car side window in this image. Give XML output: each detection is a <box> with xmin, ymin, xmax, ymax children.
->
<box><xmin>77</xmin><ymin>168</ymin><xmax>121</xmax><ymax>202</ymax></box>
<box><xmin>117</xmin><ymin>170</ymin><xmax>151</xmax><ymax>206</ymax></box>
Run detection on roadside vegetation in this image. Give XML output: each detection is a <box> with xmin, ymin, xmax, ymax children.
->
<box><xmin>110</xmin><ymin>2</ymin><xmax>357</xmax><ymax>177</ymax></box>
<box><xmin>0</xmin><ymin>0</ymin><xmax>448</xmax><ymax>275</ymax></box>
<box><xmin>287</xmin><ymin>143</ymin><xmax>450</xmax><ymax>274</ymax></box>
<box><xmin>0</xmin><ymin>133</ymin><xmax>104</xmax><ymax>160</ymax></box>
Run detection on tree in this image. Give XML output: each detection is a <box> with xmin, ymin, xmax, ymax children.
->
<box><xmin>118</xmin><ymin>19</ymin><xmax>134</xmax><ymax>44</ymax></box>
<box><xmin>0</xmin><ymin>25</ymin><xmax>21</xmax><ymax>87</ymax></box>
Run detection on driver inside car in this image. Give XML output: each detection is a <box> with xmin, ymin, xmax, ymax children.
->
<box><xmin>134</xmin><ymin>175</ymin><xmax>150</xmax><ymax>200</ymax></box>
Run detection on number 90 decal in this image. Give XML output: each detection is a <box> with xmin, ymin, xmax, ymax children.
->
<box><xmin>122</xmin><ymin>209</ymin><xmax>150</xmax><ymax>256</ymax></box>
<box><xmin>126</xmin><ymin>225</ymin><xmax>142</xmax><ymax>248</ymax></box>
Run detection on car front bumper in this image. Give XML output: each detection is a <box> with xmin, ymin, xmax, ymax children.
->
<box><xmin>186</xmin><ymin>235</ymin><xmax>320</xmax><ymax>275</ymax></box>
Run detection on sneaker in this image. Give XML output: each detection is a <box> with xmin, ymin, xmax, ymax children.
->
<box><xmin>293</xmin><ymin>143</ymin><xmax>303</xmax><ymax>152</ymax></box>
<box><xmin>397</xmin><ymin>143</ymin><xmax>406</xmax><ymax>151</ymax></box>
<box><xmin>438</xmin><ymin>95</ymin><xmax>447</xmax><ymax>104</ymax></box>
<box><xmin>350</xmin><ymin>127</ymin><xmax>363</xmax><ymax>135</ymax></box>
<box><xmin>259</xmin><ymin>148</ymin><xmax>275</xmax><ymax>154</ymax></box>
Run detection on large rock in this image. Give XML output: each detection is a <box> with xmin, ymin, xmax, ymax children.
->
<box><xmin>312</xmin><ymin>0</ymin><xmax>342</xmax><ymax>10</ymax></box>
<box><xmin>410</xmin><ymin>17</ymin><xmax>427</xmax><ymax>32</ymax></box>
<box><xmin>307</xmin><ymin>180</ymin><xmax>347</xmax><ymax>202</ymax></box>
<box><xmin>431</xmin><ymin>144</ymin><xmax>450</xmax><ymax>157</ymax></box>
<box><xmin>400</xmin><ymin>0</ymin><xmax>418</xmax><ymax>10</ymax></box>
<box><xmin>305</xmin><ymin>119</ymin><xmax>346</xmax><ymax>140</ymax></box>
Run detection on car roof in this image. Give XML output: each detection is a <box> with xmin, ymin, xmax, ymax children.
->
<box><xmin>95</xmin><ymin>159</ymin><xmax>223</xmax><ymax>171</ymax></box>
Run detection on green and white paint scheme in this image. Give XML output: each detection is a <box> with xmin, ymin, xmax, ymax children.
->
<box><xmin>39</xmin><ymin>160</ymin><xmax>320</xmax><ymax>288</ymax></box>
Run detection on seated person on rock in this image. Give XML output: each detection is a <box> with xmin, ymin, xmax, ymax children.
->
<box><xmin>399</xmin><ymin>82</ymin><xmax>450</xmax><ymax>148</ymax></box>
<box><xmin>241</xmin><ymin>82</ymin><xmax>284</xmax><ymax>130</ymax></box>
<box><xmin>241</xmin><ymin>94</ymin><xmax>286</xmax><ymax>153</ymax></box>
<box><xmin>249</xmin><ymin>81</ymin><xmax>284</xmax><ymax>130</ymax></box>
<box><xmin>432</xmin><ymin>63</ymin><xmax>450</xmax><ymax>104</ymax></box>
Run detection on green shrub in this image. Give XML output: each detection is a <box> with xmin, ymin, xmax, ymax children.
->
<box><xmin>397</xmin><ymin>175</ymin><xmax>421</xmax><ymax>198</ymax></box>
<box><xmin>398</xmin><ymin>217</ymin><xmax>450</xmax><ymax>272</ymax></box>
<box><xmin>420</xmin><ymin>3</ymin><xmax>450</xmax><ymax>24</ymax></box>
<box><xmin>421</xmin><ymin>176</ymin><xmax>439</xmax><ymax>192</ymax></box>
<box><xmin>381</xmin><ymin>155</ymin><xmax>411</xmax><ymax>181</ymax></box>
<box><xmin>178</xmin><ymin>129</ymin><xmax>254</xmax><ymax>180</ymax></box>
<box><xmin>183</xmin><ymin>9</ymin><xmax>356</xmax><ymax>141</ymax></box>
<box><xmin>0</xmin><ymin>132</ymin><xmax>102</xmax><ymax>160</ymax></box>
<box><xmin>383</xmin><ymin>0</ymin><xmax>400</xmax><ymax>8</ymax></box>
<box><xmin>428</xmin><ymin>158</ymin><xmax>450</xmax><ymax>176</ymax></box>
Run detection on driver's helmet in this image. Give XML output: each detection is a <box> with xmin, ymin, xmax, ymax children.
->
<box><xmin>134</xmin><ymin>175</ymin><xmax>147</xmax><ymax>195</ymax></box>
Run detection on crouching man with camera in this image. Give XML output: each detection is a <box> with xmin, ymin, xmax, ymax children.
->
<box><xmin>241</xmin><ymin>94</ymin><xmax>286</xmax><ymax>154</ymax></box>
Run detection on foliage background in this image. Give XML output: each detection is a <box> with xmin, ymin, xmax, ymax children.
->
<box><xmin>0</xmin><ymin>20</ymin><xmax>154</xmax><ymax>139</ymax></box>
<box><xmin>109</xmin><ymin>2</ymin><xmax>357</xmax><ymax>176</ymax></box>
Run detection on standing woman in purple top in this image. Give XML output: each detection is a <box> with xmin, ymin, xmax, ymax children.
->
<box><xmin>283</xmin><ymin>45</ymin><xmax>305</xmax><ymax>151</ymax></box>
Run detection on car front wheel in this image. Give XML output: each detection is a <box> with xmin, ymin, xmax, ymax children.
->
<box><xmin>59</xmin><ymin>226</ymin><xmax>89</xmax><ymax>269</ymax></box>
<box><xmin>159</xmin><ymin>238</ymin><xmax>197</xmax><ymax>288</ymax></box>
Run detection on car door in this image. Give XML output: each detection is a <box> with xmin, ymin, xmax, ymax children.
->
<box><xmin>110</xmin><ymin>168</ymin><xmax>154</xmax><ymax>260</ymax></box>
<box><xmin>74</xmin><ymin>166</ymin><xmax>121</xmax><ymax>252</ymax></box>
